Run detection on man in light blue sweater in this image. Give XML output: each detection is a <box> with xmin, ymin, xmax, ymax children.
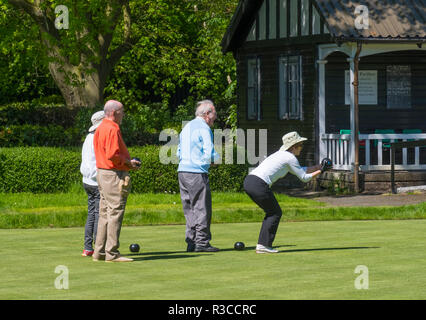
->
<box><xmin>177</xmin><ymin>100</ymin><xmax>220</xmax><ymax>252</ymax></box>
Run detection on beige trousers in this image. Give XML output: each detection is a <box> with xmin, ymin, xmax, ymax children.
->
<box><xmin>93</xmin><ymin>169</ymin><xmax>131</xmax><ymax>261</ymax></box>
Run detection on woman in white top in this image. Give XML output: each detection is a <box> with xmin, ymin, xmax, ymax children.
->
<box><xmin>80</xmin><ymin>110</ymin><xmax>105</xmax><ymax>257</ymax></box>
<box><xmin>244</xmin><ymin>132</ymin><xmax>323</xmax><ymax>254</ymax></box>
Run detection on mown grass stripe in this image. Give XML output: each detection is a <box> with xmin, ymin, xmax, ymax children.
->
<box><xmin>0</xmin><ymin>202</ymin><xmax>425</xmax><ymax>229</ymax></box>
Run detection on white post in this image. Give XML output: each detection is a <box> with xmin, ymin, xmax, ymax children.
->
<box><xmin>402</xmin><ymin>142</ymin><xmax>408</xmax><ymax>166</ymax></box>
<box><xmin>317</xmin><ymin>59</ymin><xmax>328</xmax><ymax>161</ymax></box>
<box><xmin>415</xmin><ymin>147</ymin><xmax>420</xmax><ymax>166</ymax></box>
<box><xmin>347</xmin><ymin>57</ymin><xmax>356</xmax><ymax>172</ymax></box>
<box><xmin>365</xmin><ymin>139</ymin><xmax>370</xmax><ymax>166</ymax></box>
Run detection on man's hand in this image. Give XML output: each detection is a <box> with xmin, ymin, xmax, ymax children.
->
<box><xmin>127</xmin><ymin>157</ymin><xmax>141</xmax><ymax>170</ymax></box>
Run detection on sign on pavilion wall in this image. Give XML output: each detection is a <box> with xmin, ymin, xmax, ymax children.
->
<box><xmin>344</xmin><ymin>70</ymin><xmax>378</xmax><ymax>105</ymax></box>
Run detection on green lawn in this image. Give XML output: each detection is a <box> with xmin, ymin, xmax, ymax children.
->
<box><xmin>1</xmin><ymin>191</ymin><xmax>426</xmax><ymax>228</ymax></box>
<box><xmin>1</xmin><ymin>220</ymin><xmax>426</xmax><ymax>300</ymax></box>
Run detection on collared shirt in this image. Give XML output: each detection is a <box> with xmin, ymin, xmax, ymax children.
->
<box><xmin>250</xmin><ymin>150</ymin><xmax>313</xmax><ymax>186</ymax></box>
<box><xmin>94</xmin><ymin>118</ymin><xmax>130</xmax><ymax>171</ymax></box>
<box><xmin>177</xmin><ymin>117</ymin><xmax>219</xmax><ymax>174</ymax></box>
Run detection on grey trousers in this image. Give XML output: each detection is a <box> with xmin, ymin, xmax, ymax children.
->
<box><xmin>83</xmin><ymin>183</ymin><xmax>100</xmax><ymax>251</ymax></box>
<box><xmin>178</xmin><ymin>172</ymin><xmax>212</xmax><ymax>247</ymax></box>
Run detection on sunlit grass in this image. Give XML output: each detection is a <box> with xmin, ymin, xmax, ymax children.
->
<box><xmin>2</xmin><ymin>220</ymin><xmax>426</xmax><ymax>299</ymax></box>
<box><xmin>0</xmin><ymin>189</ymin><xmax>425</xmax><ymax>229</ymax></box>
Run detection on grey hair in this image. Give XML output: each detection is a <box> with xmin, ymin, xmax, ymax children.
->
<box><xmin>104</xmin><ymin>100</ymin><xmax>123</xmax><ymax>116</ymax></box>
<box><xmin>195</xmin><ymin>100</ymin><xmax>214</xmax><ymax>117</ymax></box>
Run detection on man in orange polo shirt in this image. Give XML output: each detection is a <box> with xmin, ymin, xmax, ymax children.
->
<box><xmin>92</xmin><ymin>100</ymin><xmax>141</xmax><ymax>263</ymax></box>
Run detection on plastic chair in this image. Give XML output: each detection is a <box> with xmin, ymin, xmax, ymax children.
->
<box><xmin>339</xmin><ymin>129</ymin><xmax>365</xmax><ymax>148</ymax></box>
<box><xmin>374</xmin><ymin>129</ymin><xmax>395</xmax><ymax>149</ymax></box>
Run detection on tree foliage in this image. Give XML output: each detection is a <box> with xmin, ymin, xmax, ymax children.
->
<box><xmin>0</xmin><ymin>2</ymin><xmax>57</xmax><ymax>102</ymax></box>
<box><xmin>3</xmin><ymin>0</ymin><xmax>138</xmax><ymax>107</ymax></box>
<box><xmin>1</xmin><ymin>0</ymin><xmax>238</xmax><ymax>124</ymax></box>
<box><xmin>106</xmin><ymin>0</ymin><xmax>238</xmax><ymax>125</ymax></box>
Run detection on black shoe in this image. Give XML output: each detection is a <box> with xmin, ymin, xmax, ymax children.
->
<box><xmin>194</xmin><ymin>245</ymin><xmax>219</xmax><ymax>252</ymax></box>
<box><xmin>187</xmin><ymin>242</ymin><xmax>196</xmax><ymax>252</ymax></box>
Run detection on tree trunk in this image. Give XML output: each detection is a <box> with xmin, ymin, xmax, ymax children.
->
<box><xmin>7</xmin><ymin>0</ymin><xmax>131</xmax><ymax>109</ymax></box>
<box><xmin>48</xmin><ymin>61</ymin><xmax>105</xmax><ymax>108</ymax></box>
<box><xmin>44</xmin><ymin>39</ymin><xmax>108</xmax><ymax>108</ymax></box>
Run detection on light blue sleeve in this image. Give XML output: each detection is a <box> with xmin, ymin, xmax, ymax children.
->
<box><xmin>199</xmin><ymin>127</ymin><xmax>219</xmax><ymax>164</ymax></box>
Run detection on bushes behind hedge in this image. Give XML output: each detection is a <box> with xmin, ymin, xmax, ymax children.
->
<box><xmin>0</xmin><ymin>103</ymin><xmax>79</xmax><ymax>128</ymax></box>
<box><xmin>0</xmin><ymin>146</ymin><xmax>249</xmax><ymax>193</ymax></box>
<box><xmin>0</xmin><ymin>125</ymin><xmax>81</xmax><ymax>147</ymax></box>
<box><xmin>0</xmin><ymin>103</ymin><xmax>161</xmax><ymax>147</ymax></box>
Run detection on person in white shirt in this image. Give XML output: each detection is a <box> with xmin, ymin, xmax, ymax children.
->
<box><xmin>80</xmin><ymin>110</ymin><xmax>105</xmax><ymax>257</ymax></box>
<box><xmin>244</xmin><ymin>132</ymin><xmax>323</xmax><ymax>254</ymax></box>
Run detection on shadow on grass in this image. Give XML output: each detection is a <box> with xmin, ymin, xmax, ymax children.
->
<box><xmin>131</xmin><ymin>254</ymin><xmax>212</xmax><ymax>261</ymax></box>
<box><xmin>127</xmin><ymin>245</ymin><xmax>377</xmax><ymax>260</ymax></box>
<box><xmin>279</xmin><ymin>246</ymin><xmax>380</xmax><ymax>253</ymax></box>
<box><xmin>128</xmin><ymin>250</ymin><xmax>189</xmax><ymax>256</ymax></box>
<box><xmin>218</xmin><ymin>244</ymin><xmax>296</xmax><ymax>252</ymax></box>
<box><xmin>128</xmin><ymin>244</ymin><xmax>296</xmax><ymax>257</ymax></box>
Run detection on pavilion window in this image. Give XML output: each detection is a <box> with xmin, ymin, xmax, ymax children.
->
<box><xmin>279</xmin><ymin>55</ymin><xmax>303</xmax><ymax>120</ymax></box>
<box><xmin>247</xmin><ymin>57</ymin><xmax>261</xmax><ymax>120</ymax></box>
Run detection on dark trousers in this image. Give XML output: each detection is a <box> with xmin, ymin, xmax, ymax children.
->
<box><xmin>83</xmin><ymin>183</ymin><xmax>100</xmax><ymax>251</ymax></box>
<box><xmin>178</xmin><ymin>172</ymin><xmax>212</xmax><ymax>247</ymax></box>
<box><xmin>243</xmin><ymin>175</ymin><xmax>282</xmax><ymax>247</ymax></box>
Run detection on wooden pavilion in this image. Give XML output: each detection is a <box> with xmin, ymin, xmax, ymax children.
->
<box><xmin>222</xmin><ymin>0</ymin><xmax>426</xmax><ymax>191</ymax></box>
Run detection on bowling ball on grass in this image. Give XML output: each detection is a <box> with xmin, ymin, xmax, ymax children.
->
<box><xmin>129</xmin><ymin>243</ymin><xmax>140</xmax><ymax>253</ymax></box>
<box><xmin>234</xmin><ymin>242</ymin><xmax>245</xmax><ymax>250</ymax></box>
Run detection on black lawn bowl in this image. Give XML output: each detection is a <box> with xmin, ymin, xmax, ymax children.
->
<box><xmin>129</xmin><ymin>243</ymin><xmax>140</xmax><ymax>253</ymax></box>
<box><xmin>234</xmin><ymin>242</ymin><xmax>245</xmax><ymax>251</ymax></box>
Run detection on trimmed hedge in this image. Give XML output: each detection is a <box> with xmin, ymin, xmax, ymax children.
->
<box><xmin>0</xmin><ymin>147</ymin><xmax>81</xmax><ymax>193</ymax></box>
<box><xmin>0</xmin><ymin>146</ymin><xmax>249</xmax><ymax>193</ymax></box>
<box><xmin>0</xmin><ymin>103</ymin><xmax>160</xmax><ymax>147</ymax></box>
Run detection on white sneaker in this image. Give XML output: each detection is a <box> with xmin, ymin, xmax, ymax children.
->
<box><xmin>256</xmin><ymin>244</ymin><xmax>279</xmax><ymax>254</ymax></box>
